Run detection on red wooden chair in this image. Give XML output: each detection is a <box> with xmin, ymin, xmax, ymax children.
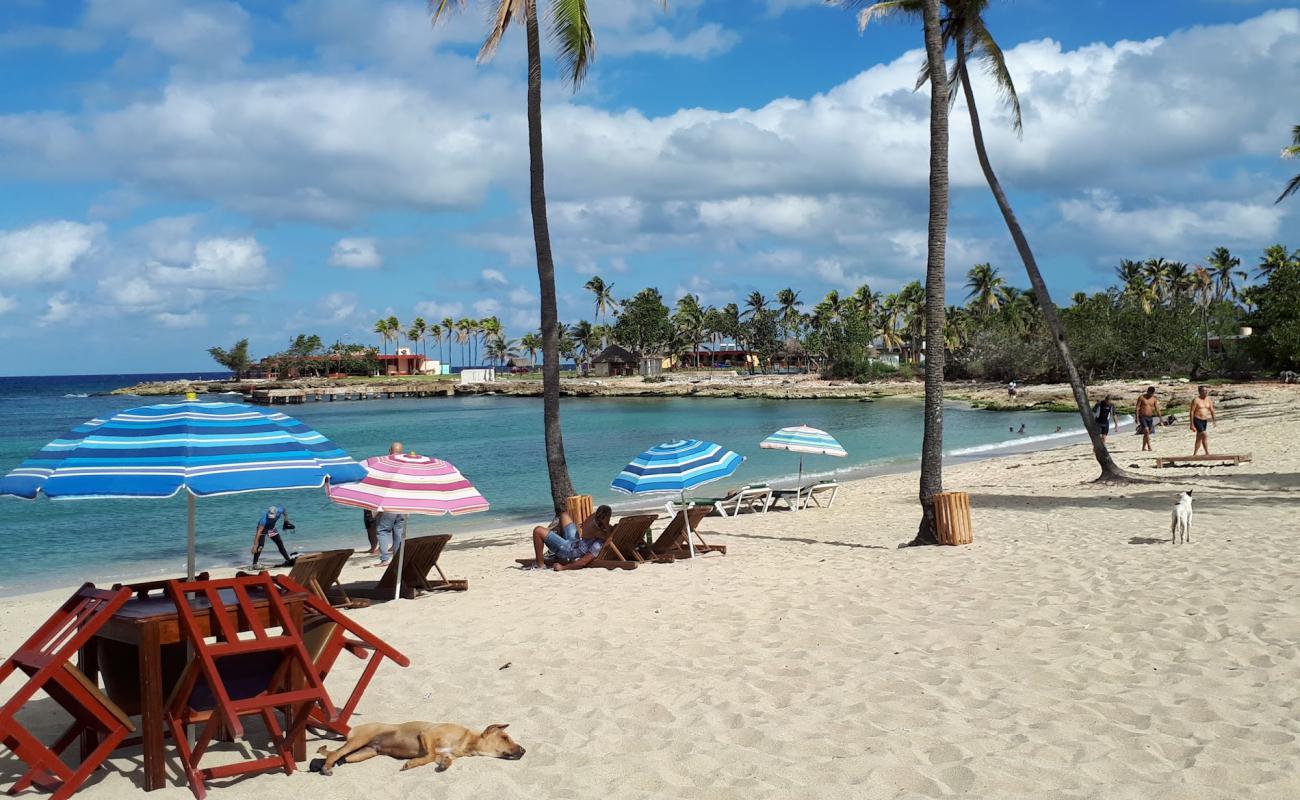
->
<box><xmin>0</xmin><ymin>583</ymin><xmax>133</xmax><ymax>800</ymax></box>
<box><xmin>270</xmin><ymin>575</ymin><xmax>410</xmax><ymax>736</ymax></box>
<box><xmin>164</xmin><ymin>574</ymin><xmax>335</xmax><ymax>800</ymax></box>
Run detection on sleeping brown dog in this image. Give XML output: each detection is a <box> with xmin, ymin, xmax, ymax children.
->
<box><xmin>313</xmin><ymin>722</ymin><xmax>525</xmax><ymax>775</ymax></box>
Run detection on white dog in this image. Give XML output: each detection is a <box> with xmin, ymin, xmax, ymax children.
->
<box><xmin>1170</xmin><ymin>490</ymin><xmax>1193</xmax><ymax>544</ymax></box>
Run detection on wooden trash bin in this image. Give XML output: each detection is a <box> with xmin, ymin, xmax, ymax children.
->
<box><xmin>934</xmin><ymin>491</ymin><xmax>972</xmax><ymax>546</ymax></box>
<box><xmin>566</xmin><ymin>494</ymin><xmax>594</xmax><ymax>526</ymax></box>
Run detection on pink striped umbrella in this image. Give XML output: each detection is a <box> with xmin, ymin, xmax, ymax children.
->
<box><xmin>327</xmin><ymin>453</ymin><xmax>489</xmax><ymax>515</ymax></box>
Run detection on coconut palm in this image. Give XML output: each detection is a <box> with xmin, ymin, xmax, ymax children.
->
<box><xmin>742</xmin><ymin>291</ymin><xmax>769</xmax><ymax>321</ymax></box>
<box><xmin>776</xmin><ymin>288</ymin><xmax>803</xmax><ymax>339</ymax></box>
<box><xmin>964</xmin><ymin>262</ymin><xmax>1007</xmax><ymax>313</ymax></box>
<box><xmin>1258</xmin><ymin>243</ymin><xmax>1297</xmax><ymax>280</ymax></box>
<box><xmin>846</xmin><ymin>0</ymin><xmax>1126</xmax><ymax>481</ymax></box>
<box><xmin>879</xmin><ymin>293</ymin><xmax>904</xmax><ymax>353</ymax></box>
<box><xmin>479</xmin><ymin>316</ymin><xmax>503</xmax><ymax>366</ymax></box>
<box><xmin>431</xmin><ymin>0</ymin><xmax>623</xmax><ymax>508</ymax></box>
<box><xmin>850</xmin><ymin>284</ymin><xmax>879</xmax><ymax>326</ymax></box>
<box><xmin>584</xmin><ymin>275</ymin><xmax>618</xmax><ymax>327</ymax></box>
<box><xmin>373</xmin><ymin>319</ymin><xmax>390</xmax><ymax>355</ymax></box>
<box><xmin>570</xmin><ymin>319</ymin><xmax>596</xmax><ymax>366</ymax></box>
<box><xmin>819</xmin><ymin>290</ymin><xmax>844</xmax><ymax>323</ymax></box>
<box><xmin>1206</xmin><ymin>247</ymin><xmax>1245</xmax><ymax>303</ymax></box>
<box><xmin>455</xmin><ymin>317</ymin><xmax>474</xmax><ymax>366</ymax></box>
<box><xmin>674</xmin><ymin>293</ymin><xmax>707</xmax><ymax>368</ymax></box>
<box><xmin>385</xmin><ymin>316</ymin><xmax>402</xmax><ymax>353</ymax></box>
<box><xmin>487</xmin><ymin>336</ymin><xmax>519</xmax><ymax>366</ymax></box>
<box><xmin>429</xmin><ymin>323</ymin><xmax>443</xmax><ymax>365</ymax></box>
<box><xmin>408</xmin><ymin>317</ymin><xmax>428</xmax><ymax>361</ymax></box>
<box><xmin>1277</xmin><ymin>124</ymin><xmax>1300</xmax><ymax>204</ymax></box>
<box><xmin>520</xmin><ymin>332</ymin><xmax>542</xmax><ymax>368</ymax></box>
<box><xmin>440</xmin><ymin>316</ymin><xmax>456</xmax><ymax>364</ymax></box>
<box><xmin>1164</xmin><ymin>262</ymin><xmax>1194</xmax><ymax>303</ymax></box>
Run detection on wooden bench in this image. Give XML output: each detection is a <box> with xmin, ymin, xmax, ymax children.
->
<box><xmin>1154</xmin><ymin>453</ymin><xmax>1252</xmax><ymax>468</ymax></box>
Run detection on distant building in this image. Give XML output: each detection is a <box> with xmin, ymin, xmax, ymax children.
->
<box><xmin>640</xmin><ymin>354</ymin><xmax>663</xmax><ymax>377</ymax></box>
<box><xmin>592</xmin><ymin>345</ymin><xmax>639</xmax><ymax>377</ymax></box>
<box><xmin>377</xmin><ymin>353</ymin><xmax>423</xmax><ymax>376</ymax></box>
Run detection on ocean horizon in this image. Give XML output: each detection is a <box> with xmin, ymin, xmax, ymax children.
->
<box><xmin>0</xmin><ymin>372</ymin><xmax>1094</xmax><ymax>596</ymax></box>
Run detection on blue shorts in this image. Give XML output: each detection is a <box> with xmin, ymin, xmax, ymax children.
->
<box><xmin>544</xmin><ymin>522</ymin><xmax>579</xmax><ymax>559</ymax></box>
<box><xmin>1193</xmin><ymin>418</ymin><xmax>1208</xmax><ymax>433</ymax></box>
<box><xmin>1139</xmin><ymin>416</ymin><xmax>1155</xmax><ymax>433</ymax></box>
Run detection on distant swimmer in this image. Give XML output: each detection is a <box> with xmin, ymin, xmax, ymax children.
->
<box><xmin>1054</xmin><ymin>426</ymin><xmax>1062</xmax><ymax>433</ymax></box>
<box><xmin>1017</xmin><ymin>424</ymin><xmax>1026</xmax><ymax>435</ymax></box>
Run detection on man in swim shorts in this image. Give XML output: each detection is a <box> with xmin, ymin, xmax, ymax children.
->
<box><xmin>1189</xmin><ymin>385</ymin><xmax>1217</xmax><ymax>455</ymax></box>
<box><xmin>1135</xmin><ymin>386</ymin><xmax>1161</xmax><ymax>452</ymax></box>
<box><xmin>1093</xmin><ymin>395</ymin><xmax>1116</xmax><ymax>443</ymax></box>
<box><xmin>529</xmin><ymin>505</ymin><xmax>613</xmax><ymax>570</ymax></box>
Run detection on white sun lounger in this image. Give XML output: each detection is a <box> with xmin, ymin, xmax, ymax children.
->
<box><xmin>701</xmin><ymin>485</ymin><xmax>772</xmax><ymax>517</ymax></box>
<box><xmin>798</xmin><ymin>481</ymin><xmax>839</xmax><ymax>510</ymax></box>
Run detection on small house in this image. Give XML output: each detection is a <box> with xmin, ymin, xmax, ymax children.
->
<box><xmin>592</xmin><ymin>345</ymin><xmax>638</xmax><ymax>377</ymax></box>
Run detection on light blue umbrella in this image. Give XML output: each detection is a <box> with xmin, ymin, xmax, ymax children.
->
<box><xmin>0</xmin><ymin>397</ymin><xmax>366</xmax><ymax>578</ymax></box>
<box><xmin>611</xmin><ymin>439</ymin><xmax>744</xmax><ymax>558</ymax></box>
<box><xmin>760</xmin><ymin>425</ymin><xmax>847</xmax><ymax>508</ymax></box>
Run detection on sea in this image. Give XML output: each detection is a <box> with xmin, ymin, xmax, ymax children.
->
<box><xmin>0</xmin><ymin>372</ymin><xmax>1093</xmax><ymax>595</ymax></box>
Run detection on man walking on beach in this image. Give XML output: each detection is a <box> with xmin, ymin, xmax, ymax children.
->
<box><xmin>1135</xmin><ymin>387</ymin><xmax>1161</xmax><ymax>452</ymax></box>
<box><xmin>373</xmin><ymin>441</ymin><xmax>407</xmax><ymax>568</ymax></box>
<box><xmin>1093</xmin><ymin>395</ymin><xmax>1116</xmax><ymax>444</ymax></box>
<box><xmin>1190</xmin><ymin>386</ymin><xmax>1217</xmax><ymax>455</ymax></box>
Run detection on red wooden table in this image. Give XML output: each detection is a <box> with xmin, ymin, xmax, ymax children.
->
<box><xmin>78</xmin><ymin>588</ymin><xmax>307</xmax><ymax>792</ymax></box>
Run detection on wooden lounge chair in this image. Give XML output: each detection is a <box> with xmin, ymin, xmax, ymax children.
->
<box><xmin>1154</xmin><ymin>453</ymin><xmax>1252</xmax><ymax>468</ymax></box>
<box><xmin>646</xmin><ymin>505</ymin><xmax>725</xmax><ymax>559</ymax></box>
<box><xmin>343</xmin><ymin>534</ymin><xmax>467</xmax><ymax>600</ymax></box>
<box><xmin>287</xmin><ymin>549</ymin><xmax>366</xmax><ymax>608</ymax></box>
<box><xmin>165</xmin><ymin>574</ymin><xmax>335</xmax><ymax>800</ymax></box>
<box><xmin>566</xmin><ymin>494</ymin><xmax>594</xmax><ymax>526</ymax></box>
<box><xmin>701</xmin><ymin>485</ymin><xmax>772</xmax><ymax>517</ymax></box>
<box><xmin>271</xmin><ymin>576</ymin><xmax>409</xmax><ymax>737</ymax></box>
<box><xmin>590</xmin><ymin>514</ymin><xmax>658</xmax><ymax>569</ymax></box>
<box><xmin>0</xmin><ymin>584</ymin><xmax>134</xmax><ymax>800</ymax></box>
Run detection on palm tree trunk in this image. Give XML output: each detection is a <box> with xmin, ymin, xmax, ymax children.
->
<box><xmin>524</xmin><ymin>0</ymin><xmax>576</xmax><ymax>510</ymax></box>
<box><xmin>957</xmin><ymin>57</ymin><xmax>1130</xmax><ymax>482</ymax></box>
<box><xmin>911</xmin><ymin>0</ymin><xmax>949</xmax><ymax>547</ymax></box>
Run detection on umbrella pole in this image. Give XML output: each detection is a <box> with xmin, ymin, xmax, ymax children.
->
<box><xmin>186</xmin><ymin>493</ymin><xmax>196</xmax><ymax>581</ymax></box>
<box><xmin>682</xmin><ymin>490</ymin><xmax>696</xmax><ymax>560</ymax></box>
<box><xmin>394</xmin><ymin>535</ymin><xmax>405</xmax><ymax>601</ymax></box>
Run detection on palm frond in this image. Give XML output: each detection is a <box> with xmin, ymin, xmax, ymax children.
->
<box><xmin>549</xmin><ymin>0</ymin><xmax>595</xmax><ymax>88</ymax></box>
<box><xmin>1277</xmin><ymin>173</ymin><xmax>1300</xmax><ymax>204</ymax></box>
<box><xmin>479</xmin><ymin>0</ymin><xmax>524</xmax><ymax>64</ymax></box>
<box><xmin>429</xmin><ymin>0</ymin><xmax>466</xmax><ymax>24</ymax></box>
<box><xmin>969</xmin><ymin>18</ymin><xmax>1022</xmax><ymax>135</ymax></box>
<box><xmin>826</xmin><ymin>1</ymin><xmax>922</xmax><ymax>33</ymax></box>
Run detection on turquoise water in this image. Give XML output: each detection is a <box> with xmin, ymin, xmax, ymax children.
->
<box><xmin>0</xmin><ymin>375</ymin><xmax>1084</xmax><ymax>594</ymax></box>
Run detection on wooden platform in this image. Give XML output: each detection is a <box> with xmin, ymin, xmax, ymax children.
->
<box><xmin>250</xmin><ymin>386</ymin><xmax>455</xmax><ymax>405</ymax></box>
<box><xmin>1154</xmin><ymin>453</ymin><xmax>1252</xmax><ymax>468</ymax></box>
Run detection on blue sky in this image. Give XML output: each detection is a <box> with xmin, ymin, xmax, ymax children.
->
<box><xmin>0</xmin><ymin>0</ymin><xmax>1297</xmax><ymax>375</ymax></box>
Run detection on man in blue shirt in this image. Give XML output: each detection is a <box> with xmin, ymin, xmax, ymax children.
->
<box><xmin>251</xmin><ymin>505</ymin><xmax>295</xmax><ymax>568</ymax></box>
<box><xmin>528</xmin><ymin>505</ymin><xmax>613</xmax><ymax>571</ymax></box>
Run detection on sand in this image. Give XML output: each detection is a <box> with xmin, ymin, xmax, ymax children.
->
<box><xmin>2</xmin><ymin>384</ymin><xmax>1298</xmax><ymax>799</ymax></box>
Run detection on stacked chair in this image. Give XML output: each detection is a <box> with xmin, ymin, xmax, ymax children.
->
<box><xmin>0</xmin><ymin>584</ymin><xmax>134</xmax><ymax>800</ymax></box>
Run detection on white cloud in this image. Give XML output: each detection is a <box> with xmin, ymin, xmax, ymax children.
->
<box><xmin>0</xmin><ymin>221</ymin><xmax>101</xmax><ymax>285</ymax></box>
<box><xmin>329</xmin><ymin>237</ymin><xmax>382</xmax><ymax>269</ymax></box>
<box><xmin>38</xmin><ymin>291</ymin><xmax>78</xmax><ymax>326</ymax></box>
<box><xmin>480</xmin><ymin>268</ymin><xmax>508</xmax><ymax>285</ymax></box>
<box><xmin>473</xmin><ymin>298</ymin><xmax>501</xmax><ymax>316</ymax></box>
<box><xmin>414</xmin><ymin>300</ymin><xmax>464</xmax><ymax>320</ymax></box>
<box><xmin>102</xmin><ymin>277</ymin><xmax>165</xmax><ymax>308</ymax></box>
<box><xmin>0</xmin><ymin>294</ymin><xmax>16</xmax><ymax>316</ymax></box>
<box><xmin>507</xmin><ymin>287</ymin><xmax>535</xmax><ymax>306</ymax></box>
<box><xmin>321</xmin><ymin>291</ymin><xmax>358</xmax><ymax>322</ymax></box>
<box><xmin>152</xmin><ymin>236</ymin><xmax>269</xmax><ymax>289</ymax></box>
<box><xmin>1057</xmin><ymin>191</ymin><xmax>1285</xmax><ymax>252</ymax></box>
<box><xmin>154</xmin><ymin>310</ymin><xmax>207</xmax><ymax>329</ymax></box>
<box><xmin>82</xmin><ymin>0</ymin><xmax>251</xmax><ymax>67</ymax></box>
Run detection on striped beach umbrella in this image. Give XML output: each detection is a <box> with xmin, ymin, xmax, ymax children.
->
<box><xmin>611</xmin><ymin>439</ymin><xmax>744</xmax><ymax>559</ymax></box>
<box><xmin>328</xmin><ymin>453</ymin><xmax>487</xmax><ymax>599</ymax></box>
<box><xmin>760</xmin><ymin>425</ymin><xmax>846</xmax><ymax>509</ymax></box>
<box><xmin>0</xmin><ymin>397</ymin><xmax>366</xmax><ymax>578</ymax></box>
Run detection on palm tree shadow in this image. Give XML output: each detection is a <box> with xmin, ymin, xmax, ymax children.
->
<box><xmin>724</xmin><ymin>531</ymin><xmax>887</xmax><ymax>550</ymax></box>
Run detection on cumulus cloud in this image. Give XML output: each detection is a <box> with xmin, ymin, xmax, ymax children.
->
<box><xmin>0</xmin><ymin>293</ymin><xmax>16</xmax><ymax>316</ymax></box>
<box><xmin>321</xmin><ymin>291</ymin><xmax>358</xmax><ymax>322</ymax></box>
<box><xmin>1057</xmin><ymin>191</ymin><xmax>1286</xmax><ymax>253</ymax></box>
<box><xmin>152</xmin><ymin>236</ymin><xmax>269</xmax><ymax>289</ymax></box>
<box><xmin>414</xmin><ymin>300</ymin><xmax>464</xmax><ymax>319</ymax></box>
<box><xmin>480</xmin><ymin>268</ymin><xmax>508</xmax><ymax>285</ymax></box>
<box><xmin>473</xmin><ymin>298</ymin><xmax>501</xmax><ymax>316</ymax></box>
<box><xmin>38</xmin><ymin>291</ymin><xmax>79</xmax><ymax>326</ymax></box>
<box><xmin>0</xmin><ymin>221</ymin><xmax>101</xmax><ymax>285</ymax></box>
<box><xmin>154</xmin><ymin>309</ymin><xmax>207</xmax><ymax>329</ymax></box>
<box><xmin>329</xmin><ymin>237</ymin><xmax>382</xmax><ymax>269</ymax></box>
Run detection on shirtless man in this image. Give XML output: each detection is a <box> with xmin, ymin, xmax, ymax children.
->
<box><xmin>1189</xmin><ymin>386</ymin><xmax>1217</xmax><ymax>455</ymax></box>
<box><xmin>1135</xmin><ymin>386</ymin><xmax>1161</xmax><ymax>452</ymax></box>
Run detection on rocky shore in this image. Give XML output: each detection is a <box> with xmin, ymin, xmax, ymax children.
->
<box><xmin>112</xmin><ymin>374</ymin><xmax>1264</xmax><ymax>413</ymax></box>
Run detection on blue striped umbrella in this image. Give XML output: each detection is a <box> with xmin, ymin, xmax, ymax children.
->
<box><xmin>0</xmin><ymin>397</ymin><xmax>366</xmax><ymax>578</ymax></box>
<box><xmin>611</xmin><ymin>439</ymin><xmax>744</xmax><ymax>559</ymax></box>
<box><xmin>760</xmin><ymin>425</ymin><xmax>846</xmax><ymax>509</ymax></box>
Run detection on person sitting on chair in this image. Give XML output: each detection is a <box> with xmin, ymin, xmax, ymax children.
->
<box><xmin>529</xmin><ymin>505</ymin><xmax>613</xmax><ymax>570</ymax></box>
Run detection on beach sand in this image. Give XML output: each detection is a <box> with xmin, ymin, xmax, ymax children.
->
<box><xmin>2</xmin><ymin>384</ymin><xmax>1297</xmax><ymax>799</ymax></box>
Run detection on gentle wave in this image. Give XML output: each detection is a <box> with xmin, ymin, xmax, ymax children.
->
<box><xmin>63</xmin><ymin>393</ymin><xmax>89</xmax><ymax>398</ymax></box>
<box><xmin>948</xmin><ymin>415</ymin><xmax>1134</xmax><ymax>456</ymax></box>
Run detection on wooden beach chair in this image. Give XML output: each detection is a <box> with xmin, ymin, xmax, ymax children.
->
<box><xmin>344</xmin><ymin>534</ymin><xmax>467</xmax><ymax>600</ymax></box>
<box><xmin>287</xmin><ymin>549</ymin><xmax>366</xmax><ymax>608</ymax></box>
<box><xmin>646</xmin><ymin>505</ymin><xmax>725</xmax><ymax>559</ymax></box>
<box><xmin>590</xmin><ymin>514</ymin><xmax>658</xmax><ymax>570</ymax></box>
<box><xmin>1153</xmin><ymin>453</ymin><xmax>1252</xmax><ymax>468</ymax></box>
<box><xmin>270</xmin><ymin>576</ymin><xmax>409</xmax><ymax>737</ymax></box>
<box><xmin>164</xmin><ymin>574</ymin><xmax>335</xmax><ymax>800</ymax></box>
<box><xmin>566</xmin><ymin>494</ymin><xmax>594</xmax><ymax>527</ymax></box>
<box><xmin>0</xmin><ymin>584</ymin><xmax>134</xmax><ymax>800</ymax></box>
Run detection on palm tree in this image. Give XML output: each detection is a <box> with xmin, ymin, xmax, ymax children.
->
<box><xmin>879</xmin><ymin>293</ymin><xmax>903</xmax><ymax>353</ymax></box>
<box><xmin>849</xmin><ymin>284</ymin><xmax>879</xmax><ymax>326</ymax></box>
<box><xmin>429</xmin><ymin>322</ymin><xmax>443</xmax><ymax>365</ymax></box>
<box><xmin>850</xmin><ymin>0</ymin><xmax>1126</xmax><ymax>481</ymax></box>
<box><xmin>1206</xmin><ymin>247</ymin><xmax>1245</xmax><ymax>303</ymax></box>
<box><xmin>570</xmin><ymin>319</ymin><xmax>596</xmax><ymax>368</ymax></box>
<box><xmin>776</xmin><ymin>288</ymin><xmax>803</xmax><ymax>339</ymax></box>
<box><xmin>520</xmin><ymin>332</ymin><xmax>542</xmax><ymax>368</ymax></box>
<box><xmin>584</xmin><ymin>275</ymin><xmax>618</xmax><ymax>328</ymax></box>
<box><xmin>487</xmin><ymin>335</ymin><xmax>519</xmax><ymax>366</ymax></box>
<box><xmin>1277</xmin><ymin>124</ymin><xmax>1299</xmax><ymax>204</ymax></box>
<box><xmin>673</xmin><ymin>294</ymin><xmax>706</xmax><ymax>368</ymax></box>
<box><xmin>818</xmin><ymin>290</ymin><xmax>843</xmax><ymax>323</ymax></box>
<box><xmin>479</xmin><ymin>317</ymin><xmax>502</xmax><ymax>366</ymax></box>
<box><xmin>1143</xmin><ymin>258</ymin><xmax>1171</xmax><ymax>304</ymax></box>
<box><xmin>455</xmin><ymin>317</ymin><xmax>474</xmax><ymax>366</ymax></box>
<box><xmin>373</xmin><ymin>318</ymin><xmax>390</xmax><ymax>355</ymax></box>
<box><xmin>385</xmin><ymin>315</ymin><xmax>402</xmax><ymax>352</ymax></box>
<box><xmin>408</xmin><ymin>317</ymin><xmax>428</xmax><ymax>361</ymax></box>
<box><xmin>742</xmin><ymin>291</ymin><xmax>769</xmax><ymax>322</ymax></box>
<box><xmin>964</xmin><ymin>262</ymin><xmax>1007</xmax><ymax>313</ymax></box>
<box><xmin>432</xmin><ymin>0</ymin><xmax>613</xmax><ymax>508</ymax></box>
<box><xmin>1258</xmin><ymin>243</ymin><xmax>1296</xmax><ymax>280</ymax></box>
<box><xmin>440</xmin><ymin>316</ymin><xmax>455</xmax><ymax>364</ymax></box>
